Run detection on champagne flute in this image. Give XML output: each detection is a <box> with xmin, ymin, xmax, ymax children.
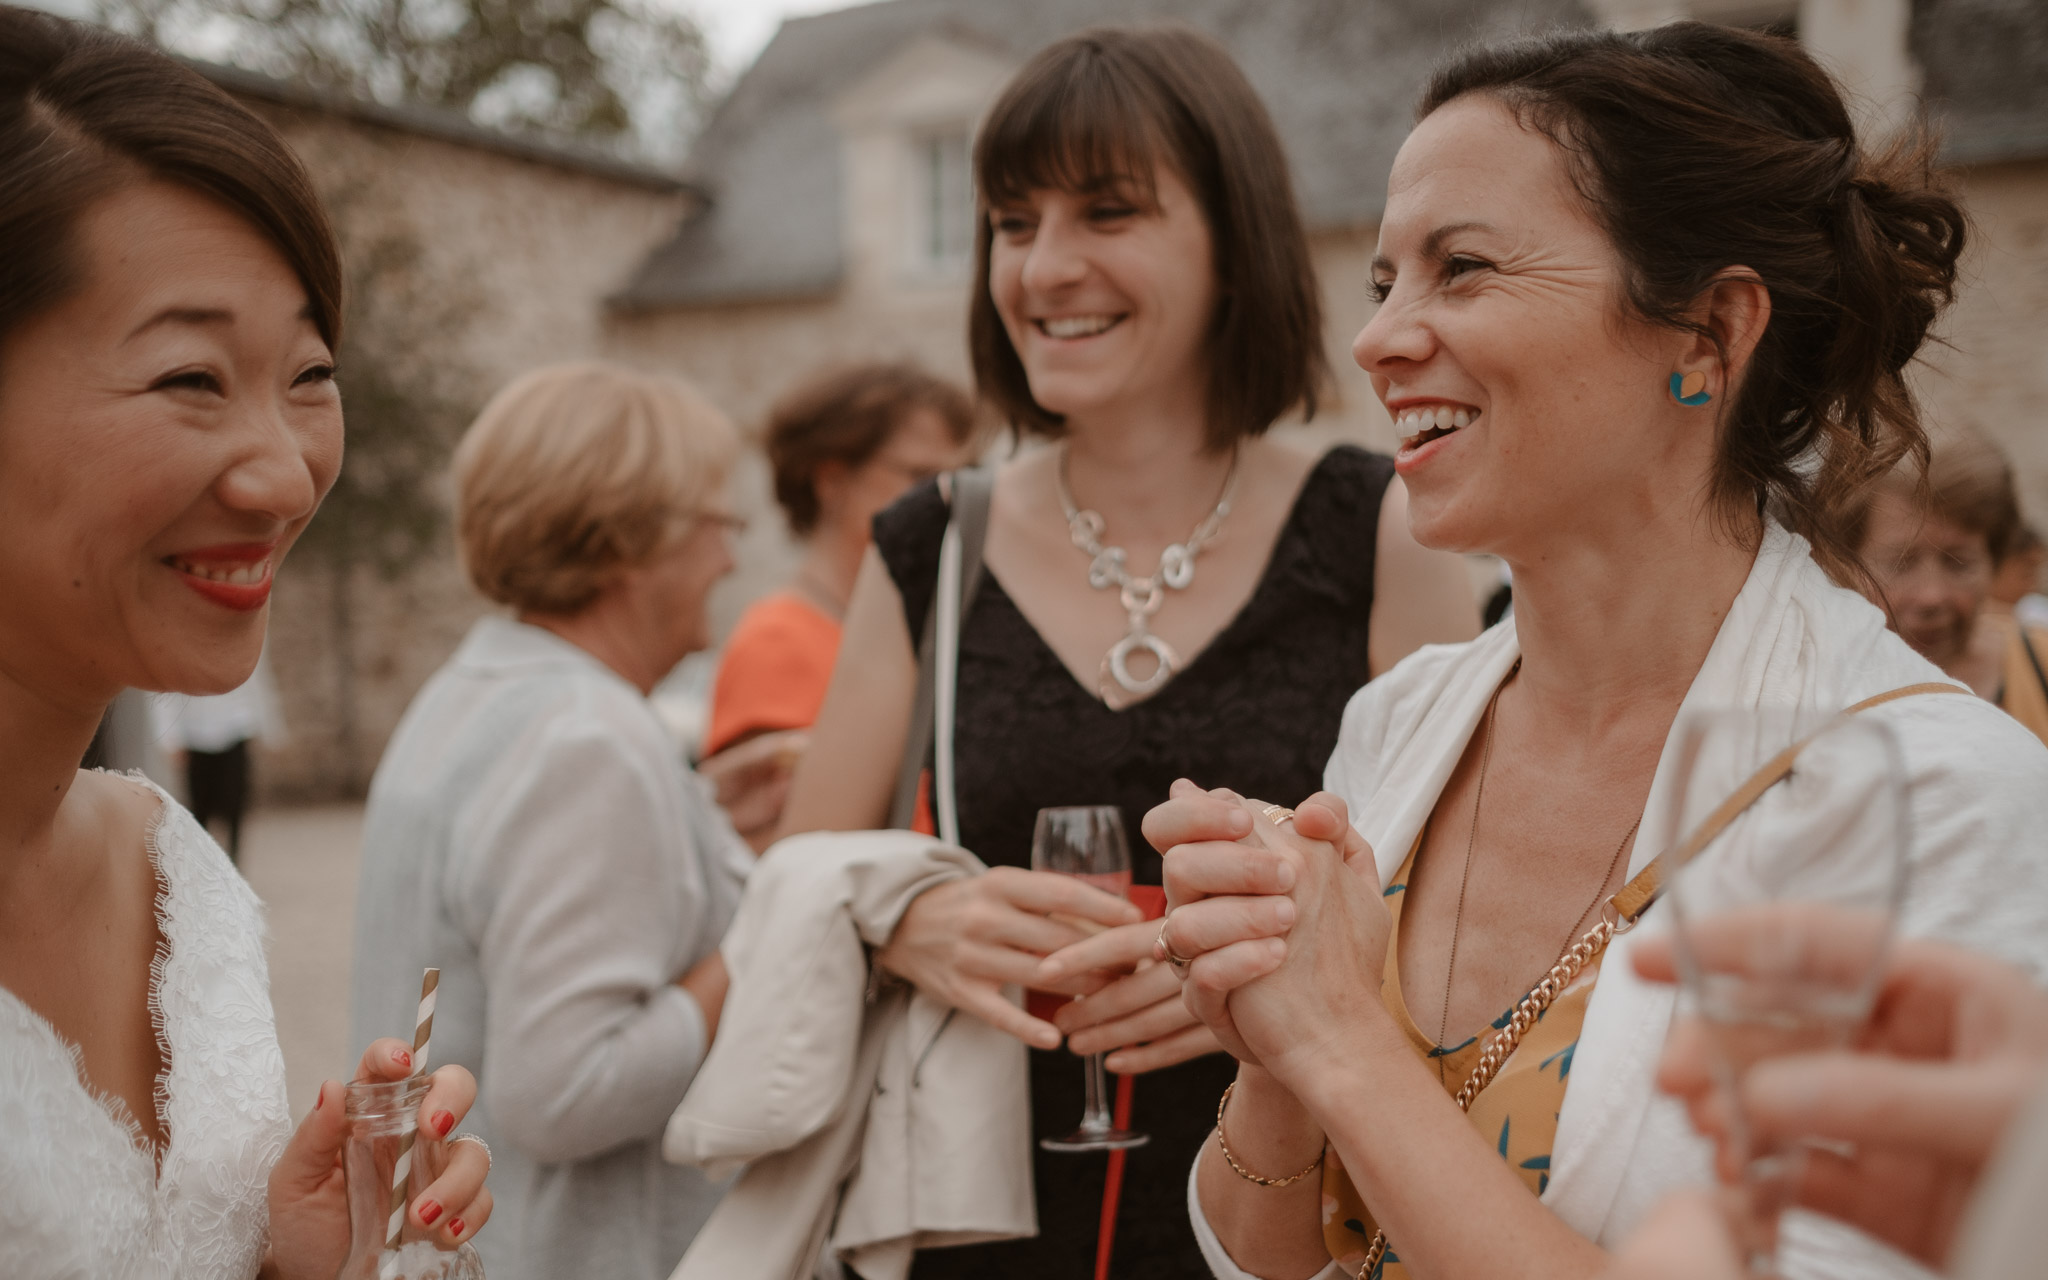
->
<box><xmin>1660</xmin><ymin>710</ymin><xmax>1910</xmax><ymax>1275</ymax></box>
<box><xmin>1033</xmin><ymin>805</ymin><xmax>1150</xmax><ymax>1153</ymax></box>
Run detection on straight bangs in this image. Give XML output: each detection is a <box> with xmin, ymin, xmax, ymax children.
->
<box><xmin>969</xmin><ymin>23</ymin><xmax>1326</xmax><ymax>447</ymax></box>
<box><xmin>973</xmin><ymin>46</ymin><xmax>1181</xmax><ymax>211</ymax></box>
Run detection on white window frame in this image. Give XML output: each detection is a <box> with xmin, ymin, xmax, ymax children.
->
<box><xmin>906</xmin><ymin>125</ymin><xmax>974</xmax><ymax>279</ymax></box>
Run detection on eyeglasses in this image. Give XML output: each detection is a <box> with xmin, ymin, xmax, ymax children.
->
<box><xmin>1869</xmin><ymin>543</ymin><xmax>1991</xmax><ymax>586</ymax></box>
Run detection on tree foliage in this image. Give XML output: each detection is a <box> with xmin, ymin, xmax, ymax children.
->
<box><xmin>94</xmin><ymin>0</ymin><xmax>711</xmax><ymax>160</ymax></box>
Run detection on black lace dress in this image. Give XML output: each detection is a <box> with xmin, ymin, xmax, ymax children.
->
<box><xmin>871</xmin><ymin>445</ymin><xmax>1396</xmax><ymax>1280</ymax></box>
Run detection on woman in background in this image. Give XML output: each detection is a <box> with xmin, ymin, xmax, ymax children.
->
<box><xmin>701</xmin><ymin>364</ymin><xmax>974</xmax><ymax>849</ymax></box>
<box><xmin>781</xmin><ymin>24</ymin><xmax>1477</xmax><ymax>1277</ymax></box>
<box><xmin>1851</xmin><ymin>429</ymin><xmax>2048</xmax><ymax>743</ymax></box>
<box><xmin>0</xmin><ymin>11</ymin><xmax>490</xmax><ymax>1275</ymax></box>
<box><xmin>351</xmin><ymin>363</ymin><xmax>752</xmax><ymax>1280</ymax></box>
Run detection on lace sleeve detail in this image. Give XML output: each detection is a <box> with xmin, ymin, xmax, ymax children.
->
<box><xmin>149</xmin><ymin>786</ymin><xmax>292</xmax><ymax>1279</ymax></box>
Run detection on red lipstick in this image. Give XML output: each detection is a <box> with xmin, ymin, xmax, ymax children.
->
<box><xmin>164</xmin><ymin>543</ymin><xmax>277</xmax><ymax>613</ymax></box>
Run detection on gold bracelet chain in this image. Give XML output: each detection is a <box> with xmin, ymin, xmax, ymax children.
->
<box><xmin>1213</xmin><ymin>1081</ymin><xmax>1324</xmax><ymax>1187</ymax></box>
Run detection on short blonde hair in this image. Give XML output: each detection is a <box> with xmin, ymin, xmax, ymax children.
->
<box><xmin>454</xmin><ymin>361</ymin><xmax>738</xmax><ymax>614</ymax></box>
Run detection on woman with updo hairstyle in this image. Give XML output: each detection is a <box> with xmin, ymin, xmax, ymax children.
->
<box><xmin>781</xmin><ymin>22</ymin><xmax>1478</xmax><ymax>1278</ymax></box>
<box><xmin>1145</xmin><ymin>21</ymin><xmax>2048</xmax><ymax>1280</ymax></box>
<box><xmin>700</xmin><ymin>364</ymin><xmax>973</xmax><ymax>850</ymax></box>
<box><xmin>0</xmin><ymin>8</ymin><xmax>493</xmax><ymax>1276</ymax></box>
<box><xmin>352</xmin><ymin>362</ymin><xmax>753</xmax><ymax>1280</ymax></box>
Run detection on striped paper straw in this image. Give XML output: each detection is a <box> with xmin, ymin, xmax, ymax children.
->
<box><xmin>386</xmin><ymin>968</ymin><xmax>439</xmax><ymax>1249</ymax></box>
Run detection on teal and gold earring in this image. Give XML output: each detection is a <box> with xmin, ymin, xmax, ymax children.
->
<box><xmin>1669</xmin><ymin>371</ymin><xmax>1711</xmax><ymax>406</ymax></box>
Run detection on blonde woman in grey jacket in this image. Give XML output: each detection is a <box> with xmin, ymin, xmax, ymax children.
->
<box><xmin>351</xmin><ymin>363</ymin><xmax>752</xmax><ymax>1280</ymax></box>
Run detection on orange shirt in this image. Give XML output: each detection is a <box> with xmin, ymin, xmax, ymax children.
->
<box><xmin>704</xmin><ymin>591</ymin><xmax>842</xmax><ymax>757</ymax></box>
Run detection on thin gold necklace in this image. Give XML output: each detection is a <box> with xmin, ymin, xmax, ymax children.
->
<box><xmin>1435</xmin><ymin>668</ymin><xmax>1642</xmax><ymax>1056</ymax></box>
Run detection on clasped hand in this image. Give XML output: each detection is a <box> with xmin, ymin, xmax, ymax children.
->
<box><xmin>1142</xmin><ymin>779</ymin><xmax>1394</xmax><ymax>1084</ymax></box>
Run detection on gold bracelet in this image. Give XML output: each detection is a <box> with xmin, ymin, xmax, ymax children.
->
<box><xmin>1213</xmin><ymin>1081</ymin><xmax>1323</xmax><ymax>1187</ymax></box>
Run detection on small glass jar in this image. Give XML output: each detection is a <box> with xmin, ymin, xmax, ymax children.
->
<box><xmin>337</xmin><ymin>1078</ymin><xmax>485</xmax><ymax>1280</ymax></box>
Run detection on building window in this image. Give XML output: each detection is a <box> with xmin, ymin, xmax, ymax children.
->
<box><xmin>914</xmin><ymin>128</ymin><xmax>972</xmax><ymax>273</ymax></box>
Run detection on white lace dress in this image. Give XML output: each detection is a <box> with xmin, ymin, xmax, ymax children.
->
<box><xmin>0</xmin><ymin>778</ymin><xmax>291</xmax><ymax>1279</ymax></box>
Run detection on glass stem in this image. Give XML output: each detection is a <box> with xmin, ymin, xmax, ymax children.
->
<box><xmin>1082</xmin><ymin>1053</ymin><xmax>1114</xmax><ymax>1132</ymax></box>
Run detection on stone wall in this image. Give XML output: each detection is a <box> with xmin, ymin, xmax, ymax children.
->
<box><xmin>1920</xmin><ymin>158</ymin><xmax>2048</xmax><ymax>531</ymax></box>
<box><xmin>238</xmin><ymin>98</ymin><xmax>692</xmax><ymax>800</ymax></box>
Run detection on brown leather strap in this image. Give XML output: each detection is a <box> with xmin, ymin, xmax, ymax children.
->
<box><xmin>1606</xmin><ymin>682</ymin><xmax>1965</xmax><ymax>924</ymax></box>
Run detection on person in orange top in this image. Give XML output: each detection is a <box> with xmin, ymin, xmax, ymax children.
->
<box><xmin>1852</xmin><ymin>428</ymin><xmax>2048</xmax><ymax>746</ymax></box>
<box><xmin>700</xmin><ymin>364</ymin><xmax>975</xmax><ymax>847</ymax></box>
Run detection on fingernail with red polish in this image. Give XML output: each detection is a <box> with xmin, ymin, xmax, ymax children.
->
<box><xmin>447</xmin><ymin>1218</ymin><xmax>465</xmax><ymax>1238</ymax></box>
<box><xmin>393</xmin><ymin>1048</ymin><xmax>412</xmax><ymax>1069</ymax></box>
<box><xmin>432</xmin><ymin>1110</ymin><xmax>455</xmax><ymax>1137</ymax></box>
<box><xmin>314</xmin><ymin>1085</ymin><xmax>326</xmax><ymax>1112</ymax></box>
<box><xmin>417</xmin><ymin>1199</ymin><xmax>443</xmax><ymax>1226</ymax></box>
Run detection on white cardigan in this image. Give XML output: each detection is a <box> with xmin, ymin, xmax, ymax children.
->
<box><xmin>1194</xmin><ymin>525</ymin><xmax>2048</xmax><ymax>1280</ymax></box>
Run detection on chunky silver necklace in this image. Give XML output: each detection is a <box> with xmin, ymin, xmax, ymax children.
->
<box><xmin>1057</xmin><ymin>444</ymin><xmax>1240</xmax><ymax>702</ymax></box>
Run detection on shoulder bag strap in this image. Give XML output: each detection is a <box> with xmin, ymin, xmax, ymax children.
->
<box><xmin>886</xmin><ymin>469</ymin><xmax>995</xmax><ymax>837</ymax></box>
<box><xmin>1607</xmin><ymin>681</ymin><xmax>1966</xmax><ymax>923</ymax></box>
<box><xmin>2018</xmin><ymin>625</ymin><xmax>2048</xmax><ymax>703</ymax></box>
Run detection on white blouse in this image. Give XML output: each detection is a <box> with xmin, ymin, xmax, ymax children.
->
<box><xmin>0</xmin><ymin>779</ymin><xmax>290</xmax><ymax>1280</ymax></box>
<box><xmin>1193</xmin><ymin>525</ymin><xmax>2048</xmax><ymax>1280</ymax></box>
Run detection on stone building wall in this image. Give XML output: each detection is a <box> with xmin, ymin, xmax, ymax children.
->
<box><xmin>230</xmin><ymin>95</ymin><xmax>693</xmax><ymax>800</ymax></box>
<box><xmin>1920</xmin><ymin>158</ymin><xmax>2048</xmax><ymax>528</ymax></box>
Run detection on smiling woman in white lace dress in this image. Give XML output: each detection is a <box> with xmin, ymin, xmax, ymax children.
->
<box><xmin>0</xmin><ymin>10</ymin><xmax>492</xmax><ymax>1277</ymax></box>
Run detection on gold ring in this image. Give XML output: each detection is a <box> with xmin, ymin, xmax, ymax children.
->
<box><xmin>1156</xmin><ymin>918</ymin><xmax>1193</xmax><ymax>973</ymax></box>
<box><xmin>1260</xmin><ymin>804</ymin><xmax>1295</xmax><ymax>825</ymax></box>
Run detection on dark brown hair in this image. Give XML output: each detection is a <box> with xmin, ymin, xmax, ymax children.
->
<box><xmin>1424</xmin><ymin>22</ymin><xmax>1966</xmax><ymax>582</ymax></box>
<box><xmin>968</xmin><ymin>23</ymin><xmax>1327</xmax><ymax>450</ymax></box>
<box><xmin>766</xmin><ymin>363</ymin><xmax>976</xmax><ymax>536</ymax></box>
<box><xmin>0</xmin><ymin>6</ymin><xmax>342</xmax><ymax>357</ymax></box>
<box><xmin>1845</xmin><ymin>427</ymin><xmax>2023</xmax><ymax>566</ymax></box>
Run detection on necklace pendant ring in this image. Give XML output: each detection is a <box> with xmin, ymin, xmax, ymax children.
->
<box><xmin>1106</xmin><ymin>631</ymin><xmax>1179</xmax><ymax>697</ymax></box>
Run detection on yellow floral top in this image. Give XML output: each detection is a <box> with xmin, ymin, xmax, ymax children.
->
<box><xmin>1320</xmin><ymin>836</ymin><xmax>1603</xmax><ymax>1279</ymax></box>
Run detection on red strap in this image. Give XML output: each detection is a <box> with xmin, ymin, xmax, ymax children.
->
<box><xmin>1096</xmin><ymin>886</ymin><xmax>1167</xmax><ymax>1280</ymax></box>
<box><xmin>1095</xmin><ymin>1073</ymin><xmax>1137</xmax><ymax>1280</ymax></box>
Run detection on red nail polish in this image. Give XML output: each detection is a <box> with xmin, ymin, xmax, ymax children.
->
<box><xmin>314</xmin><ymin>1086</ymin><xmax>325</xmax><ymax>1112</ymax></box>
<box><xmin>394</xmin><ymin>1048</ymin><xmax>412</xmax><ymax>1069</ymax></box>
<box><xmin>447</xmin><ymin>1218</ymin><xmax>465</xmax><ymax>1238</ymax></box>
<box><xmin>417</xmin><ymin>1199</ymin><xmax>443</xmax><ymax>1226</ymax></box>
<box><xmin>433</xmin><ymin>1110</ymin><xmax>454</xmax><ymax>1137</ymax></box>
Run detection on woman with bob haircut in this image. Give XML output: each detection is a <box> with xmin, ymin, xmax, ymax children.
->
<box><xmin>0</xmin><ymin>10</ymin><xmax>493</xmax><ymax>1277</ymax></box>
<box><xmin>701</xmin><ymin>363</ymin><xmax>974</xmax><ymax>849</ymax></box>
<box><xmin>351</xmin><ymin>362</ymin><xmax>753</xmax><ymax>1280</ymax></box>
<box><xmin>1143</xmin><ymin>21</ymin><xmax>2048</xmax><ymax>1280</ymax></box>
<box><xmin>781</xmin><ymin>22</ymin><xmax>1477</xmax><ymax>1277</ymax></box>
